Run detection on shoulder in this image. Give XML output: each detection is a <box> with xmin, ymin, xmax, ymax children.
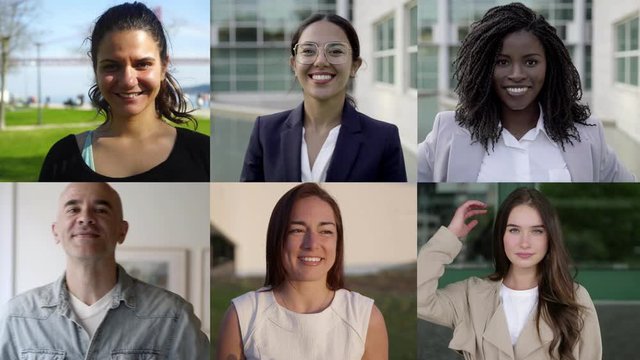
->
<box><xmin>231</xmin><ymin>288</ymin><xmax>275</xmax><ymax>315</ymax></box>
<box><xmin>573</xmin><ymin>115</ymin><xmax>604</xmax><ymax>139</ymax></box>
<box><xmin>130</xmin><ymin>278</ymin><xmax>196</xmax><ymax>317</ymax></box>
<box><xmin>2</xmin><ymin>282</ymin><xmax>57</xmax><ymax>318</ymax></box>
<box><xmin>443</xmin><ymin>276</ymin><xmax>498</xmax><ymax>298</ymax></box>
<box><xmin>432</xmin><ymin>111</ymin><xmax>462</xmax><ymax>133</ymax></box>
<box><xmin>44</xmin><ymin>134</ymin><xmax>78</xmax><ymax>157</ymax></box>
<box><xmin>574</xmin><ymin>283</ymin><xmax>596</xmax><ymax>305</ymax></box>
<box><xmin>351</xmin><ymin>110</ymin><xmax>399</xmax><ymax>134</ymax></box>
<box><xmin>175</xmin><ymin>127</ymin><xmax>209</xmax><ymax>146</ymax></box>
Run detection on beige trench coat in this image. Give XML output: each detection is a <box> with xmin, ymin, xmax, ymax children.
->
<box><xmin>418</xmin><ymin>227</ymin><xmax>603</xmax><ymax>360</ymax></box>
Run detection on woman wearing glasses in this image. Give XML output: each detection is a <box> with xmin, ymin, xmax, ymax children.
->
<box><xmin>240</xmin><ymin>14</ymin><xmax>407</xmax><ymax>182</ymax></box>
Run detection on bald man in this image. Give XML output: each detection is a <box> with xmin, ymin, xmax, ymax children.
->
<box><xmin>0</xmin><ymin>183</ymin><xmax>209</xmax><ymax>359</ymax></box>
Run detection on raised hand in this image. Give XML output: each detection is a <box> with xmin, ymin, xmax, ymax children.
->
<box><xmin>447</xmin><ymin>200</ymin><xmax>488</xmax><ymax>238</ymax></box>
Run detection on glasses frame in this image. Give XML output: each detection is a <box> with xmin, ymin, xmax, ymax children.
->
<box><xmin>292</xmin><ymin>41</ymin><xmax>353</xmax><ymax>65</ymax></box>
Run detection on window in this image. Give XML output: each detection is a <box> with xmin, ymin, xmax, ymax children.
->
<box><xmin>374</xmin><ymin>16</ymin><xmax>395</xmax><ymax>84</ymax></box>
<box><xmin>408</xmin><ymin>3</ymin><xmax>418</xmax><ymax>89</ymax></box>
<box><xmin>615</xmin><ymin>16</ymin><xmax>639</xmax><ymax>86</ymax></box>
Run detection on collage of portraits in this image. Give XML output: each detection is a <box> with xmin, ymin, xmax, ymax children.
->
<box><xmin>0</xmin><ymin>0</ymin><xmax>639</xmax><ymax>359</ymax></box>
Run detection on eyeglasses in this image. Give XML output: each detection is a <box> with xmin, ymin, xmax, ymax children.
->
<box><xmin>293</xmin><ymin>42</ymin><xmax>352</xmax><ymax>65</ymax></box>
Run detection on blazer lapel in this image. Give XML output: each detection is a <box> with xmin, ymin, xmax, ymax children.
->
<box><xmin>448</xmin><ymin>129</ymin><xmax>484</xmax><ymax>182</ymax></box>
<box><xmin>281</xmin><ymin>103</ymin><xmax>304</xmax><ymax>181</ymax></box>
<box><xmin>326</xmin><ymin>103</ymin><xmax>363</xmax><ymax>181</ymax></box>
<box><xmin>563</xmin><ymin>140</ymin><xmax>593</xmax><ymax>181</ymax></box>
<box><xmin>514</xmin><ymin>313</ymin><xmax>554</xmax><ymax>359</ymax></box>
<box><xmin>482</xmin><ymin>302</ymin><xmax>516</xmax><ymax>359</ymax></box>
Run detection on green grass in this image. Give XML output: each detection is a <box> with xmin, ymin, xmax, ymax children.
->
<box><xmin>212</xmin><ymin>266</ymin><xmax>417</xmax><ymax>360</ymax></box>
<box><xmin>0</xmin><ymin>108</ymin><xmax>209</xmax><ymax>181</ymax></box>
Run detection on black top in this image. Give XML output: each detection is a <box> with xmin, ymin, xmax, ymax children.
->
<box><xmin>38</xmin><ymin>127</ymin><xmax>210</xmax><ymax>182</ymax></box>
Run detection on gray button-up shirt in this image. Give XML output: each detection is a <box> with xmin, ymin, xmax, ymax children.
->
<box><xmin>0</xmin><ymin>265</ymin><xmax>209</xmax><ymax>359</ymax></box>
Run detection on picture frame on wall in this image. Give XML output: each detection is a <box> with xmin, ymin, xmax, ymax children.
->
<box><xmin>202</xmin><ymin>247</ymin><xmax>211</xmax><ymax>335</ymax></box>
<box><xmin>116</xmin><ymin>248</ymin><xmax>188</xmax><ymax>299</ymax></box>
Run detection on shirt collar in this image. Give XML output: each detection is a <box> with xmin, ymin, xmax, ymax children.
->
<box><xmin>501</xmin><ymin>103</ymin><xmax>556</xmax><ymax>146</ymax></box>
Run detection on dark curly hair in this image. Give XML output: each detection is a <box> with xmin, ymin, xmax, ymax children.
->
<box><xmin>454</xmin><ymin>2</ymin><xmax>590</xmax><ymax>152</ymax></box>
<box><xmin>88</xmin><ymin>2</ymin><xmax>196</xmax><ymax>128</ymax></box>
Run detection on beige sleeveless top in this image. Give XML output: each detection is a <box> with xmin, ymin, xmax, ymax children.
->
<box><xmin>232</xmin><ymin>288</ymin><xmax>374</xmax><ymax>360</ymax></box>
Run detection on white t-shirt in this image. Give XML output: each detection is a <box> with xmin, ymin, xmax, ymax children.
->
<box><xmin>301</xmin><ymin>125</ymin><xmax>341</xmax><ymax>182</ymax></box>
<box><xmin>232</xmin><ymin>288</ymin><xmax>373</xmax><ymax>360</ymax></box>
<box><xmin>477</xmin><ymin>106</ymin><xmax>571</xmax><ymax>182</ymax></box>
<box><xmin>500</xmin><ymin>284</ymin><xmax>539</xmax><ymax>345</ymax></box>
<box><xmin>69</xmin><ymin>286</ymin><xmax>116</xmax><ymax>339</ymax></box>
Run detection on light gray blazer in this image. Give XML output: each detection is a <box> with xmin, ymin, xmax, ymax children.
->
<box><xmin>418</xmin><ymin>111</ymin><xmax>636</xmax><ymax>182</ymax></box>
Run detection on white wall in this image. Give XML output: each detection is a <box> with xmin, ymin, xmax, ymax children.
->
<box><xmin>0</xmin><ymin>184</ymin><xmax>15</xmax><ymax>304</ymax></box>
<box><xmin>353</xmin><ymin>0</ymin><xmax>418</xmax><ymax>181</ymax></box>
<box><xmin>13</xmin><ymin>183</ymin><xmax>210</xmax><ymax>331</ymax></box>
<box><xmin>592</xmin><ymin>0</ymin><xmax>640</xmax><ymax>142</ymax></box>
<box><xmin>211</xmin><ymin>183</ymin><xmax>417</xmax><ymax>277</ymax></box>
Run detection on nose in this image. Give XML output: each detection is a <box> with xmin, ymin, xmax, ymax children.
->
<box><xmin>519</xmin><ymin>233</ymin><xmax>532</xmax><ymax>249</ymax></box>
<box><xmin>313</xmin><ymin>47</ymin><xmax>329</xmax><ymax>66</ymax></box>
<box><xmin>77</xmin><ymin>209</ymin><xmax>96</xmax><ymax>226</ymax></box>
<box><xmin>508</xmin><ymin>63</ymin><xmax>526</xmax><ymax>82</ymax></box>
<box><xmin>302</xmin><ymin>231</ymin><xmax>318</xmax><ymax>249</ymax></box>
<box><xmin>121</xmin><ymin>66</ymin><xmax>138</xmax><ymax>87</ymax></box>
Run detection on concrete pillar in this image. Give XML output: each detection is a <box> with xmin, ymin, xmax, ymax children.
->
<box><xmin>437</xmin><ymin>0</ymin><xmax>450</xmax><ymax>94</ymax></box>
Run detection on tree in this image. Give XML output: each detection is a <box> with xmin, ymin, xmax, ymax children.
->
<box><xmin>0</xmin><ymin>0</ymin><xmax>36</xmax><ymax>130</ymax></box>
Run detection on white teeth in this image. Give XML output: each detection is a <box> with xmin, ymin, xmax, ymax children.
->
<box><xmin>119</xmin><ymin>92</ymin><xmax>142</xmax><ymax>98</ymax></box>
<box><xmin>300</xmin><ymin>257</ymin><xmax>321</xmax><ymax>262</ymax></box>
<box><xmin>506</xmin><ymin>87</ymin><xmax>528</xmax><ymax>95</ymax></box>
<box><xmin>311</xmin><ymin>74</ymin><xmax>333</xmax><ymax>81</ymax></box>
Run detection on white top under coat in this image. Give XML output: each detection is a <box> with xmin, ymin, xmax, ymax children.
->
<box><xmin>301</xmin><ymin>125</ymin><xmax>341</xmax><ymax>182</ymax></box>
<box><xmin>500</xmin><ymin>284</ymin><xmax>539</xmax><ymax>345</ymax></box>
<box><xmin>477</xmin><ymin>105</ymin><xmax>572</xmax><ymax>182</ymax></box>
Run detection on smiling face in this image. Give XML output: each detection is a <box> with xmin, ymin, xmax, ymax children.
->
<box><xmin>96</xmin><ymin>30</ymin><xmax>166</xmax><ymax>120</ymax></box>
<box><xmin>52</xmin><ymin>183</ymin><xmax>128</xmax><ymax>262</ymax></box>
<box><xmin>282</xmin><ymin>196</ymin><xmax>338</xmax><ymax>284</ymax></box>
<box><xmin>290</xmin><ymin>20</ymin><xmax>361</xmax><ymax>103</ymax></box>
<box><xmin>503</xmin><ymin>204</ymin><xmax>548</xmax><ymax>273</ymax></box>
<box><xmin>492</xmin><ymin>30</ymin><xmax>546</xmax><ymax>113</ymax></box>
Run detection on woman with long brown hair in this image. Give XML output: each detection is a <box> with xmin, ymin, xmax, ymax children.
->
<box><xmin>418</xmin><ymin>188</ymin><xmax>601</xmax><ymax>359</ymax></box>
<box><xmin>217</xmin><ymin>183</ymin><xmax>388</xmax><ymax>359</ymax></box>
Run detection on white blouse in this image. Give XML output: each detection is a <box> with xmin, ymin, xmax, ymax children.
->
<box><xmin>301</xmin><ymin>125</ymin><xmax>341</xmax><ymax>182</ymax></box>
<box><xmin>500</xmin><ymin>284</ymin><xmax>539</xmax><ymax>345</ymax></box>
<box><xmin>232</xmin><ymin>288</ymin><xmax>373</xmax><ymax>360</ymax></box>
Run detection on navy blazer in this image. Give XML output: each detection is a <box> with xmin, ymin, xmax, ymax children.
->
<box><xmin>240</xmin><ymin>102</ymin><xmax>407</xmax><ymax>182</ymax></box>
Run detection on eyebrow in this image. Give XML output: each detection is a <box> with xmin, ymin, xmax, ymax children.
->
<box><xmin>98</xmin><ymin>57</ymin><xmax>156</xmax><ymax>64</ymax></box>
<box><xmin>506</xmin><ymin>223</ymin><xmax>545</xmax><ymax>228</ymax></box>
<box><xmin>289</xmin><ymin>220</ymin><xmax>336</xmax><ymax>227</ymax></box>
<box><xmin>64</xmin><ymin>199</ymin><xmax>113</xmax><ymax>209</ymax></box>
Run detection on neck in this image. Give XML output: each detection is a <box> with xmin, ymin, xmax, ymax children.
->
<box><xmin>503</xmin><ymin>266</ymin><xmax>538</xmax><ymax>290</ymax></box>
<box><xmin>303</xmin><ymin>95</ymin><xmax>345</xmax><ymax>132</ymax></box>
<box><xmin>275</xmin><ymin>280</ymin><xmax>335</xmax><ymax>314</ymax></box>
<box><xmin>500</xmin><ymin>102</ymin><xmax>540</xmax><ymax>140</ymax></box>
<box><xmin>65</xmin><ymin>257</ymin><xmax>118</xmax><ymax>305</ymax></box>
<box><xmin>100</xmin><ymin>112</ymin><xmax>167</xmax><ymax>138</ymax></box>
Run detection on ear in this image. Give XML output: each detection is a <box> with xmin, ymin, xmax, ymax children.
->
<box><xmin>117</xmin><ymin>220</ymin><xmax>129</xmax><ymax>245</ymax></box>
<box><xmin>350</xmin><ymin>58</ymin><xmax>362</xmax><ymax>77</ymax></box>
<box><xmin>51</xmin><ymin>223</ymin><xmax>60</xmax><ymax>245</ymax></box>
<box><xmin>289</xmin><ymin>55</ymin><xmax>296</xmax><ymax>75</ymax></box>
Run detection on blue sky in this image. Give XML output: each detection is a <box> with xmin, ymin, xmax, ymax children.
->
<box><xmin>8</xmin><ymin>0</ymin><xmax>209</xmax><ymax>102</ymax></box>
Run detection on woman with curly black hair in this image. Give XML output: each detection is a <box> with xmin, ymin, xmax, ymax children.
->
<box><xmin>418</xmin><ymin>2</ymin><xmax>634</xmax><ymax>182</ymax></box>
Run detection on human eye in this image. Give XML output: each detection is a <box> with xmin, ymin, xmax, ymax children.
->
<box><xmin>525</xmin><ymin>59</ymin><xmax>538</xmax><ymax>67</ymax></box>
<box><xmin>66</xmin><ymin>206</ymin><xmax>80</xmax><ymax>214</ymax></box>
<box><xmin>95</xmin><ymin>206</ymin><xmax>109</xmax><ymax>214</ymax></box>
<box><xmin>288</xmin><ymin>226</ymin><xmax>305</xmax><ymax>234</ymax></box>
<box><xmin>298</xmin><ymin>44</ymin><xmax>317</xmax><ymax>56</ymax></box>
<box><xmin>495</xmin><ymin>58</ymin><xmax>509</xmax><ymax>66</ymax></box>
<box><xmin>507</xmin><ymin>227</ymin><xmax>519</xmax><ymax>234</ymax></box>
<box><xmin>327</xmin><ymin>45</ymin><xmax>347</xmax><ymax>56</ymax></box>
<box><xmin>100</xmin><ymin>62</ymin><xmax>118</xmax><ymax>72</ymax></box>
<box><xmin>532</xmin><ymin>228</ymin><xmax>545</xmax><ymax>235</ymax></box>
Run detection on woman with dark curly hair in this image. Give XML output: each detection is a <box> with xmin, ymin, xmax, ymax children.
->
<box><xmin>39</xmin><ymin>2</ymin><xmax>209</xmax><ymax>181</ymax></box>
<box><xmin>418</xmin><ymin>2</ymin><xmax>634</xmax><ymax>182</ymax></box>
<box><xmin>418</xmin><ymin>187</ymin><xmax>602</xmax><ymax>359</ymax></box>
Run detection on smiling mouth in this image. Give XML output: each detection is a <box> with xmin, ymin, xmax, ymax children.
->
<box><xmin>298</xmin><ymin>256</ymin><xmax>323</xmax><ymax>265</ymax></box>
<box><xmin>505</xmin><ymin>87</ymin><xmax>530</xmax><ymax>96</ymax></box>
<box><xmin>516</xmin><ymin>253</ymin><xmax>534</xmax><ymax>259</ymax></box>
<box><xmin>116</xmin><ymin>91</ymin><xmax>144</xmax><ymax>99</ymax></box>
<box><xmin>309</xmin><ymin>74</ymin><xmax>335</xmax><ymax>82</ymax></box>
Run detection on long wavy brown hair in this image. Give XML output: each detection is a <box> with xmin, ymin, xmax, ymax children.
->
<box><xmin>488</xmin><ymin>187</ymin><xmax>585</xmax><ymax>360</ymax></box>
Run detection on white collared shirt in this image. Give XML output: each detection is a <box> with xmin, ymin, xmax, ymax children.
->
<box><xmin>301</xmin><ymin>125</ymin><xmax>341</xmax><ymax>182</ymax></box>
<box><xmin>477</xmin><ymin>107</ymin><xmax>571</xmax><ymax>182</ymax></box>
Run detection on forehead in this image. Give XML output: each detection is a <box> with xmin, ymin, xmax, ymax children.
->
<box><xmin>290</xmin><ymin>196</ymin><xmax>336</xmax><ymax>221</ymax></box>
<box><xmin>507</xmin><ymin>204</ymin><xmax>543</xmax><ymax>225</ymax></box>
<box><xmin>97</xmin><ymin>29</ymin><xmax>160</xmax><ymax>58</ymax></box>
<box><xmin>499</xmin><ymin>30</ymin><xmax>544</xmax><ymax>56</ymax></box>
<box><xmin>298</xmin><ymin>21</ymin><xmax>350</xmax><ymax>45</ymax></box>
<box><xmin>59</xmin><ymin>183</ymin><xmax>119</xmax><ymax>207</ymax></box>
